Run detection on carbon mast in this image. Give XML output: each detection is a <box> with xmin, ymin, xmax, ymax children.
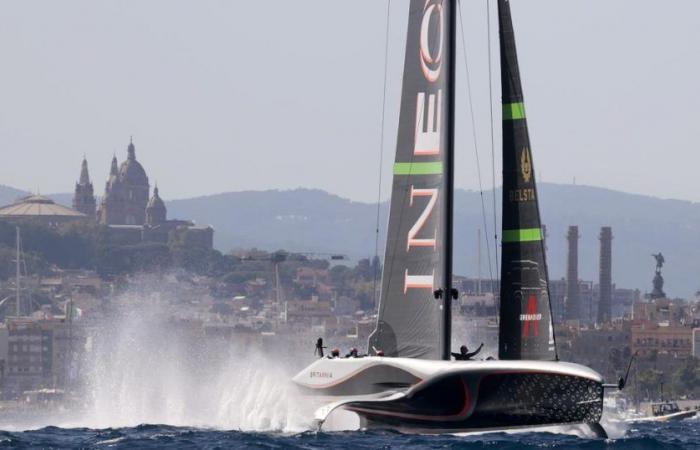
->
<box><xmin>441</xmin><ymin>0</ymin><xmax>457</xmax><ymax>361</ymax></box>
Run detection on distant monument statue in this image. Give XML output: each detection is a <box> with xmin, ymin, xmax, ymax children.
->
<box><xmin>650</xmin><ymin>252</ymin><xmax>666</xmax><ymax>299</ymax></box>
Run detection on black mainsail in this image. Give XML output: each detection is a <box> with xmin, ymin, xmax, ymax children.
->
<box><xmin>497</xmin><ymin>0</ymin><xmax>557</xmax><ymax>361</ymax></box>
<box><xmin>369</xmin><ymin>0</ymin><xmax>455</xmax><ymax>360</ymax></box>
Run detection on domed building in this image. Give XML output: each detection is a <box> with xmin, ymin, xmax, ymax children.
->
<box><xmin>97</xmin><ymin>139</ymin><xmax>150</xmax><ymax>225</ymax></box>
<box><xmin>145</xmin><ymin>186</ymin><xmax>166</xmax><ymax>226</ymax></box>
<box><xmin>0</xmin><ymin>195</ymin><xmax>87</xmax><ymax>226</ymax></box>
<box><xmin>69</xmin><ymin>137</ymin><xmax>214</xmax><ymax>251</ymax></box>
<box><xmin>141</xmin><ymin>186</ymin><xmax>213</xmax><ymax>248</ymax></box>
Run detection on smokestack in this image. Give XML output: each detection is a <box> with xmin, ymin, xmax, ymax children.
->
<box><xmin>564</xmin><ymin>226</ymin><xmax>580</xmax><ymax>320</ymax></box>
<box><xmin>597</xmin><ymin>227</ymin><xmax>613</xmax><ymax>323</ymax></box>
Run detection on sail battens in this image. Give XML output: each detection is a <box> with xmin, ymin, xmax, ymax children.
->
<box><xmin>502</xmin><ymin>228</ymin><xmax>542</xmax><ymax>243</ymax></box>
<box><xmin>393</xmin><ymin>162</ymin><xmax>444</xmax><ymax>175</ymax></box>
<box><xmin>502</xmin><ymin>102</ymin><xmax>526</xmax><ymax>120</ymax></box>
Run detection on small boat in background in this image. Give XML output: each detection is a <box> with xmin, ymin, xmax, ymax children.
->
<box><xmin>628</xmin><ymin>401</ymin><xmax>697</xmax><ymax>423</ymax></box>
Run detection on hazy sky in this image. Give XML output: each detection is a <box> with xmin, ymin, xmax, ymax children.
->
<box><xmin>1</xmin><ymin>0</ymin><xmax>699</xmax><ymax>203</ymax></box>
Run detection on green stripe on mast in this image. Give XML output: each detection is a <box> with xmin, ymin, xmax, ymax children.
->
<box><xmin>503</xmin><ymin>102</ymin><xmax>526</xmax><ymax>120</ymax></box>
<box><xmin>393</xmin><ymin>162</ymin><xmax>443</xmax><ymax>175</ymax></box>
<box><xmin>502</xmin><ymin>228</ymin><xmax>542</xmax><ymax>243</ymax></box>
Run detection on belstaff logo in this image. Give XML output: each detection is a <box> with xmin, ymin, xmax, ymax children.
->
<box><xmin>520</xmin><ymin>148</ymin><xmax>532</xmax><ymax>183</ymax></box>
<box><xmin>419</xmin><ymin>0</ymin><xmax>445</xmax><ymax>83</ymax></box>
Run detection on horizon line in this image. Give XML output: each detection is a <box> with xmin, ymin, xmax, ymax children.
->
<box><xmin>3</xmin><ymin>181</ymin><xmax>699</xmax><ymax>207</ymax></box>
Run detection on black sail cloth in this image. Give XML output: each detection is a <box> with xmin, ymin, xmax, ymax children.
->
<box><xmin>369</xmin><ymin>0</ymin><xmax>453</xmax><ymax>360</ymax></box>
<box><xmin>497</xmin><ymin>0</ymin><xmax>557</xmax><ymax>361</ymax></box>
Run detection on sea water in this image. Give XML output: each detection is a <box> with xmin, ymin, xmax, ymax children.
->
<box><xmin>0</xmin><ymin>298</ymin><xmax>697</xmax><ymax>449</ymax></box>
<box><xmin>0</xmin><ymin>421</ymin><xmax>697</xmax><ymax>449</ymax></box>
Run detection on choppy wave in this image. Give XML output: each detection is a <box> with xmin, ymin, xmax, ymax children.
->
<box><xmin>0</xmin><ymin>421</ymin><xmax>698</xmax><ymax>449</ymax></box>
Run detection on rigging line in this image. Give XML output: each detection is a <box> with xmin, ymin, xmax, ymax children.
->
<box><xmin>486</xmin><ymin>0</ymin><xmax>500</xmax><ymax>288</ymax></box>
<box><xmin>372</xmin><ymin>0</ymin><xmax>392</xmax><ymax>309</ymax></box>
<box><xmin>457</xmin><ymin>0</ymin><xmax>494</xmax><ymax>287</ymax></box>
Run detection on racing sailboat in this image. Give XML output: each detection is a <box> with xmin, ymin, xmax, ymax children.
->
<box><xmin>294</xmin><ymin>0</ymin><xmax>610</xmax><ymax>435</ymax></box>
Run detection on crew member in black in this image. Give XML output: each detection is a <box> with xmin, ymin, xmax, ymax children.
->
<box><xmin>452</xmin><ymin>343</ymin><xmax>484</xmax><ymax>361</ymax></box>
<box><xmin>314</xmin><ymin>338</ymin><xmax>326</xmax><ymax>358</ymax></box>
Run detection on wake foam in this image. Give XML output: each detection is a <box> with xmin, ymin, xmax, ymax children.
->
<box><xmin>0</xmin><ymin>296</ymin><xmax>311</xmax><ymax>433</ymax></box>
<box><xmin>73</xmin><ymin>303</ymin><xmax>313</xmax><ymax>431</ymax></box>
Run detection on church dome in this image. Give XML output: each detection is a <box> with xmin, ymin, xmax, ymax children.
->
<box><xmin>118</xmin><ymin>140</ymin><xmax>149</xmax><ymax>186</ymax></box>
<box><xmin>119</xmin><ymin>160</ymin><xmax>148</xmax><ymax>185</ymax></box>
<box><xmin>146</xmin><ymin>186</ymin><xmax>167</xmax><ymax>226</ymax></box>
<box><xmin>147</xmin><ymin>187</ymin><xmax>166</xmax><ymax>212</ymax></box>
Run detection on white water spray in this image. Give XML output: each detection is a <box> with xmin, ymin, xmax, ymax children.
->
<box><xmin>70</xmin><ymin>301</ymin><xmax>313</xmax><ymax>432</ymax></box>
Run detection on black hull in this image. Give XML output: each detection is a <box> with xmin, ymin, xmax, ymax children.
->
<box><xmin>346</xmin><ymin>371</ymin><xmax>603</xmax><ymax>432</ymax></box>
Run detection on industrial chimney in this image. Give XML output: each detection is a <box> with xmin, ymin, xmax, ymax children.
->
<box><xmin>564</xmin><ymin>226</ymin><xmax>580</xmax><ymax>320</ymax></box>
<box><xmin>597</xmin><ymin>227</ymin><xmax>613</xmax><ymax>323</ymax></box>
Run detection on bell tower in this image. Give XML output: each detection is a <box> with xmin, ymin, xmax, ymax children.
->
<box><xmin>72</xmin><ymin>157</ymin><xmax>96</xmax><ymax>218</ymax></box>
